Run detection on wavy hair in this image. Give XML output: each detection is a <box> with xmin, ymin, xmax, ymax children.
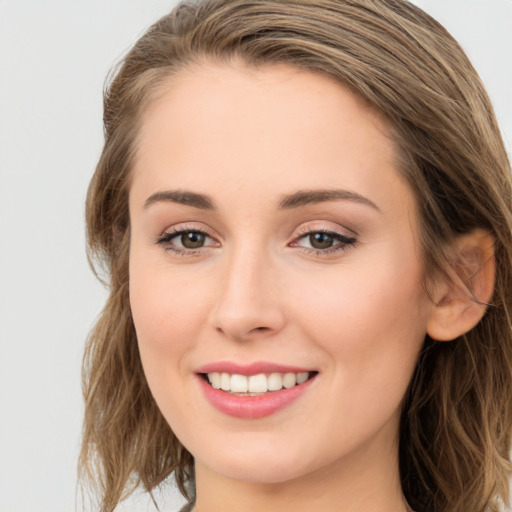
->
<box><xmin>80</xmin><ymin>1</ymin><xmax>512</xmax><ymax>511</ymax></box>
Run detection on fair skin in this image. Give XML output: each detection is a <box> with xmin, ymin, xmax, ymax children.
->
<box><xmin>127</xmin><ymin>62</ymin><xmax>490</xmax><ymax>512</ymax></box>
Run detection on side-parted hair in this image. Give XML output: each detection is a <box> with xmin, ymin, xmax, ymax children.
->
<box><xmin>80</xmin><ymin>1</ymin><xmax>512</xmax><ymax>511</ymax></box>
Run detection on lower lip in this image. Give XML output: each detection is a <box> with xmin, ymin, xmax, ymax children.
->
<box><xmin>198</xmin><ymin>375</ymin><xmax>315</xmax><ymax>419</ymax></box>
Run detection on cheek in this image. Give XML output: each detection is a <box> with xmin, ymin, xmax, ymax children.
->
<box><xmin>291</xmin><ymin>250</ymin><xmax>429</xmax><ymax>393</ymax></box>
<box><xmin>128</xmin><ymin>252</ymin><xmax>209</xmax><ymax>384</ymax></box>
<box><xmin>287</xmin><ymin>262</ymin><xmax>429</xmax><ymax>454</ymax></box>
<box><xmin>128</xmin><ymin>261</ymin><xmax>211</xmax><ymax>428</ymax></box>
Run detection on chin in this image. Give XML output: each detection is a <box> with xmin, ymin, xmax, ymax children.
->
<box><xmin>203</xmin><ymin>455</ymin><xmax>314</xmax><ymax>484</ymax></box>
<box><xmin>191</xmin><ymin>432</ymin><xmax>332</xmax><ymax>485</ymax></box>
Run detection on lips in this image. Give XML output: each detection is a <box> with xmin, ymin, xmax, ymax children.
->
<box><xmin>195</xmin><ymin>362</ymin><xmax>318</xmax><ymax>419</ymax></box>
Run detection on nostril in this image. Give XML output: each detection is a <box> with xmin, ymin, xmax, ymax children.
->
<box><xmin>250</xmin><ymin>326</ymin><xmax>273</xmax><ymax>334</ymax></box>
<box><xmin>215</xmin><ymin>324</ymin><xmax>271</xmax><ymax>340</ymax></box>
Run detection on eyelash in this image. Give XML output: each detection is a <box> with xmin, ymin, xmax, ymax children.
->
<box><xmin>291</xmin><ymin>227</ymin><xmax>357</xmax><ymax>255</ymax></box>
<box><xmin>155</xmin><ymin>226</ymin><xmax>219</xmax><ymax>256</ymax></box>
<box><xmin>155</xmin><ymin>226</ymin><xmax>357</xmax><ymax>256</ymax></box>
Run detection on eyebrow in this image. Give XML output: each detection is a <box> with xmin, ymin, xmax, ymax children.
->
<box><xmin>144</xmin><ymin>190</ymin><xmax>215</xmax><ymax>210</ymax></box>
<box><xmin>278</xmin><ymin>189</ymin><xmax>379</xmax><ymax>211</ymax></box>
<box><xmin>143</xmin><ymin>188</ymin><xmax>379</xmax><ymax>211</ymax></box>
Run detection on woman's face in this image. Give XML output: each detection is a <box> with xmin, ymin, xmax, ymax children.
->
<box><xmin>129</xmin><ymin>62</ymin><xmax>436</xmax><ymax>484</ymax></box>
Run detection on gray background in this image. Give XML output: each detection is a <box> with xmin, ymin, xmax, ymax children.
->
<box><xmin>0</xmin><ymin>1</ymin><xmax>510</xmax><ymax>511</ymax></box>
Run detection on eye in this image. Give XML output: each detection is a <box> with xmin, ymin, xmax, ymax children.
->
<box><xmin>292</xmin><ymin>229</ymin><xmax>357</xmax><ymax>254</ymax></box>
<box><xmin>306</xmin><ymin>232</ymin><xmax>337</xmax><ymax>250</ymax></box>
<box><xmin>177</xmin><ymin>231</ymin><xmax>207</xmax><ymax>249</ymax></box>
<box><xmin>156</xmin><ymin>228</ymin><xmax>218</xmax><ymax>254</ymax></box>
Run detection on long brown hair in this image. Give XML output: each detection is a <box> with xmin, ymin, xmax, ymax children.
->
<box><xmin>80</xmin><ymin>1</ymin><xmax>512</xmax><ymax>511</ymax></box>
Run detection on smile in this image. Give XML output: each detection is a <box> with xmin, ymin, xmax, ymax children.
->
<box><xmin>205</xmin><ymin>371</ymin><xmax>312</xmax><ymax>395</ymax></box>
<box><xmin>196</xmin><ymin>364</ymin><xmax>318</xmax><ymax>419</ymax></box>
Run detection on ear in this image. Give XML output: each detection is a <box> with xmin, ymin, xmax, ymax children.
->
<box><xmin>426</xmin><ymin>229</ymin><xmax>495</xmax><ymax>342</ymax></box>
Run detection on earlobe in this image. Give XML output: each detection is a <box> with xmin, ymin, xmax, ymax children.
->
<box><xmin>426</xmin><ymin>229</ymin><xmax>495</xmax><ymax>342</ymax></box>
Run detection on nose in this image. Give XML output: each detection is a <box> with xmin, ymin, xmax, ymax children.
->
<box><xmin>210</xmin><ymin>247</ymin><xmax>286</xmax><ymax>341</ymax></box>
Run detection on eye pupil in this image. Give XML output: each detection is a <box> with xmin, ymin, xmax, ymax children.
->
<box><xmin>310</xmin><ymin>232</ymin><xmax>333</xmax><ymax>249</ymax></box>
<box><xmin>181</xmin><ymin>231</ymin><xmax>205</xmax><ymax>249</ymax></box>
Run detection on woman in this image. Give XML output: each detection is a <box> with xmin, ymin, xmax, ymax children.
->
<box><xmin>80</xmin><ymin>1</ymin><xmax>512</xmax><ymax>511</ymax></box>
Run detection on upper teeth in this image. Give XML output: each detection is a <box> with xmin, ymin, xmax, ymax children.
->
<box><xmin>207</xmin><ymin>372</ymin><xmax>309</xmax><ymax>393</ymax></box>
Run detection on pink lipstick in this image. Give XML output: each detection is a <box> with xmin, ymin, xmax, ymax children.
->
<box><xmin>195</xmin><ymin>361</ymin><xmax>317</xmax><ymax>419</ymax></box>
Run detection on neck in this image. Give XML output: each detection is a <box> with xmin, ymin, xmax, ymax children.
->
<box><xmin>193</xmin><ymin>426</ymin><xmax>408</xmax><ymax>512</ymax></box>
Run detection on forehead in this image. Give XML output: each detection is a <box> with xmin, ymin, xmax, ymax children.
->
<box><xmin>131</xmin><ymin>61</ymin><xmax>413</xmax><ymax>219</ymax></box>
<box><xmin>136</xmin><ymin>61</ymin><xmax>390</xmax><ymax>153</ymax></box>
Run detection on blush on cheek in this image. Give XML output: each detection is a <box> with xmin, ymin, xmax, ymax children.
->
<box><xmin>130</xmin><ymin>280</ymin><xmax>204</xmax><ymax>385</ymax></box>
<box><xmin>297</xmin><ymin>265</ymin><xmax>426</xmax><ymax>364</ymax></box>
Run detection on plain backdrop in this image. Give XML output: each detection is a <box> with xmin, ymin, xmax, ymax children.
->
<box><xmin>0</xmin><ymin>1</ymin><xmax>510</xmax><ymax>511</ymax></box>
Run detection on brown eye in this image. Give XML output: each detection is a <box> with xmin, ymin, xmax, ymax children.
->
<box><xmin>309</xmin><ymin>232</ymin><xmax>334</xmax><ymax>249</ymax></box>
<box><xmin>157</xmin><ymin>228</ymin><xmax>217</xmax><ymax>253</ymax></box>
<box><xmin>292</xmin><ymin>229</ymin><xmax>357</xmax><ymax>254</ymax></box>
<box><xmin>181</xmin><ymin>231</ymin><xmax>206</xmax><ymax>249</ymax></box>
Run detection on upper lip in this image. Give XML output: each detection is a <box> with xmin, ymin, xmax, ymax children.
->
<box><xmin>195</xmin><ymin>361</ymin><xmax>315</xmax><ymax>376</ymax></box>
